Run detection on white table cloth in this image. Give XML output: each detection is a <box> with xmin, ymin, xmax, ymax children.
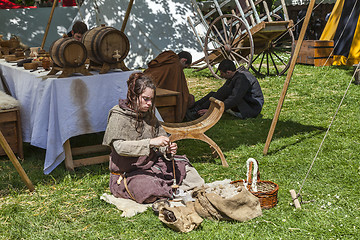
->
<box><xmin>0</xmin><ymin>60</ymin><xmax>136</xmax><ymax>174</ymax></box>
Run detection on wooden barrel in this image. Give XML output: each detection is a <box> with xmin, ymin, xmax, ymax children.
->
<box><xmin>82</xmin><ymin>25</ymin><xmax>130</xmax><ymax>64</ymax></box>
<box><xmin>49</xmin><ymin>37</ymin><xmax>87</xmax><ymax>67</ymax></box>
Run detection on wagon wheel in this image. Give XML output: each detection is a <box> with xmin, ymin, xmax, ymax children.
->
<box><xmin>204</xmin><ymin>14</ymin><xmax>254</xmax><ymax>79</ymax></box>
<box><xmin>250</xmin><ymin>17</ymin><xmax>295</xmax><ymax>76</ymax></box>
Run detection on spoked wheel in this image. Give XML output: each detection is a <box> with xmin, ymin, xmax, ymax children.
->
<box><xmin>204</xmin><ymin>14</ymin><xmax>254</xmax><ymax>79</ymax></box>
<box><xmin>251</xmin><ymin>19</ymin><xmax>295</xmax><ymax>76</ymax></box>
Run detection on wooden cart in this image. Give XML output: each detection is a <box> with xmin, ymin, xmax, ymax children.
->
<box><xmin>188</xmin><ymin>0</ymin><xmax>295</xmax><ymax>78</ymax></box>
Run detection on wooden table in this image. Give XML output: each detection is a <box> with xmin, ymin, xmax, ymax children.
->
<box><xmin>155</xmin><ymin>88</ymin><xmax>180</xmax><ymax>123</ymax></box>
<box><xmin>0</xmin><ymin>59</ymin><xmax>134</xmax><ymax>174</ymax></box>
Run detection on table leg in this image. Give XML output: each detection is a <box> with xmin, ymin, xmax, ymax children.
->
<box><xmin>64</xmin><ymin>139</ymin><xmax>74</xmax><ymax>171</ymax></box>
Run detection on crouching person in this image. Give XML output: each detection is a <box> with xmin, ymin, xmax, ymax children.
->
<box><xmin>186</xmin><ymin>59</ymin><xmax>264</xmax><ymax>120</ymax></box>
<box><xmin>103</xmin><ymin>72</ymin><xmax>204</xmax><ymax>204</ymax></box>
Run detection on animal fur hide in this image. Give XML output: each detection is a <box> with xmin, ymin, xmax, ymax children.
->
<box><xmin>0</xmin><ymin>91</ymin><xmax>19</xmax><ymax>110</ymax></box>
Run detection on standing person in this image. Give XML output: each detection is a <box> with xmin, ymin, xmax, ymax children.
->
<box><xmin>186</xmin><ymin>59</ymin><xmax>264</xmax><ymax>120</ymax></box>
<box><xmin>144</xmin><ymin>50</ymin><xmax>195</xmax><ymax>122</ymax></box>
<box><xmin>102</xmin><ymin>72</ymin><xmax>204</xmax><ymax>204</ymax></box>
<box><xmin>67</xmin><ymin>21</ymin><xmax>88</xmax><ymax>41</ymax></box>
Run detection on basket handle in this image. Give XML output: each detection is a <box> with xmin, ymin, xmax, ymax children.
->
<box><xmin>246</xmin><ymin>158</ymin><xmax>260</xmax><ymax>192</ymax></box>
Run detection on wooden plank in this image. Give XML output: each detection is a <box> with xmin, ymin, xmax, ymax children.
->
<box><xmin>155</xmin><ymin>96</ymin><xmax>177</xmax><ymax>107</ymax></box>
<box><xmin>71</xmin><ymin>144</ymin><xmax>109</xmax><ymax>156</ymax></box>
<box><xmin>250</xmin><ymin>21</ymin><xmax>266</xmax><ymax>35</ymax></box>
<box><xmin>262</xmin><ymin>1</ymin><xmax>272</xmax><ymax>22</ymax></box>
<box><xmin>64</xmin><ymin>139</ymin><xmax>74</xmax><ymax>171</ymax></box>
<box><xmin>73</xmin><ymin>155</ymin><xmax>109</xmax><ymax>168</ymax></box>
<box><xmin>157</xmin><ymin>106</ymin><xmax>176</xmax><ymax>123</ymax></box>
<box><xmin>0</xmin><ymin>108</ymin><xmax>22</xmax><ymax>158</ymax></box>
<box><xmin>15</xmin><ymin>109</ymin><xmax>23</xmax><ymax>159</ymax></box>
<box><xmin>0</xmin><ymin>110</ymin><xmax>17</xmax><ymax>123</ymax></box>
<box><xmin>156</xmin><ymin>88</ymin><xmax>180</xmax><ymax>97</ymax></box>
<box><xmin>155</xmin><ymin>88</ymin><xmax>179</xmax><ymax>122</ymax></box>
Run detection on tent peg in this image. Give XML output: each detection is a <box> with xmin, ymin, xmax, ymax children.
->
<box><xmin>289</xmin><ymin>189</ymin><xmax>301</xmax><ymax>209</ymax></box>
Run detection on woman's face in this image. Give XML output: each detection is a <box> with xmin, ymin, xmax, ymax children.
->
<box><xmin>138</xmin><ymin>87</ymin><xmax>154</xmax><ymax>112</ymax></box>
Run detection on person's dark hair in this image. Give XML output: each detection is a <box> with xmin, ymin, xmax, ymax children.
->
<box><xmin>72</xmin><ymin>21</ymin><xmax>88</xmax><ymax>34</ymax></box>
<box><xmin>178</xmin><ymin>51</ymin><xmax>192</xmax><ymax>65</ymax></box>
<box><xmin>218</xmin><ymin>59</ymin><xmax>236</xmax><ymax>72</ymax></box>
<box><xmin>126</xmin><ymin>72</ymin><xmax>157</xmax><ymax>134</ymax></box>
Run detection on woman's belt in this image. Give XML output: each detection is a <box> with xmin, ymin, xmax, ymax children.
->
<box><xmin>111</xmin><ymin>172</ymin><xmax>136</xmax><ymax>201</ymax></box>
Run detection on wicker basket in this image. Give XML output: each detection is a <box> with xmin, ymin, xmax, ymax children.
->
<box><xmin>231</xmin><ymin>158</ymin><xmax>279</xmax><ymax>209</ymax></box>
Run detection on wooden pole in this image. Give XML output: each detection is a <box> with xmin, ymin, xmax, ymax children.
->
<box><xmin>41</xmin><ymin>0</ymin><xmax>59</xmax><ymax>49</ymax></box>
<box><xmin>120</xmin><ymin>0</ymin><xmax>135</xmax><ymax>33</ymax></box>
<box><xmin>0</xmin><ymin>130</ymin><xmax>35</xmax><ymax>192</ymax></box>
<box><xmin>263</xmin><ymin>0</ymin><xmax>316</xmax><ymax>155</ymax></box>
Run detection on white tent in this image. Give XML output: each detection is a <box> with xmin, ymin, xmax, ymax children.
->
<box><xmin>0</xmin><ymin>7</ymin><xmax>78</xmax><ymax>50</ymax></box>
<box><xmin>72</xmin><ymin>0</ymin><xmax>203</xmax><ymax>69</ymax></box>
<box><xmin>0</xmin><ymin>1</ymin><xmax>203</xmax><ymax>69</ymax></box>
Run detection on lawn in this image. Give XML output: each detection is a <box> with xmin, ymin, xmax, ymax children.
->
<box><xmin>1</xmin><ymin>64</ymin><xmax>359</xmax><ymax>239</ymax></box>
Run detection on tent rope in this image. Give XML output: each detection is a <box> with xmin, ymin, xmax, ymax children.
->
<box><xmin>296</xmin><ymin>63</ymin><xmax>359</xmax><ymax>199</ymax></box>
<box><xmin>296</xmin><ymin>0</ymin><xmax>360</xmax><ymax>200</ymax></box>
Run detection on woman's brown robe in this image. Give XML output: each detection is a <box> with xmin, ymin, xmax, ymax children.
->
<box><xmin>144</xmin><ymin>50</ymin><xmax>191</xmax><ymax>122</ymax></box>
<box><xmin>102</xmin><ymin>100</ymin><xmax>189</xmax><ymax>203</ymax></box>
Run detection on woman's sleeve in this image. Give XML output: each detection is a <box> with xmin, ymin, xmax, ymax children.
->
<box><xmin>112</xmin><ymin>139</ymin><xmax>152</xmax><ymax>156</ymax></box>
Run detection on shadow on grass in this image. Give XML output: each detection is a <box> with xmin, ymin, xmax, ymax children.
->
<box><xmin>0</xmin><ymin>133</ymin><xmax>110</xmax><ymax>197</ymax></box>
<box><xmin>0</xmin><ymin>115</ymin><xmax>325</xmax><ymax>196</ymax></box>
<box><xmin>176</xmin><ymin>114</ymin><xmax>326</xmax><ymax>164</ymax></box>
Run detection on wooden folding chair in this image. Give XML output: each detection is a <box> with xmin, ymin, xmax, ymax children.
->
<box><xmin>161</xmin><ymin>97</ymin><xmax>228</xmax><ymax>167</ymax></box>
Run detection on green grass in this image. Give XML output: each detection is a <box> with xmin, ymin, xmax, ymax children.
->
<box><xmin>1</xmin><ymin>64</ymin><xmax>360</xmax><ymax>239</ymax></box>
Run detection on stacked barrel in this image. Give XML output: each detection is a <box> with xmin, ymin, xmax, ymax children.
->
<box><xmin>82</xmin><ymin>25</ymin><xmax>130</xmax><ymax>65</ymax></box>
<box><xmin>49</xmin><ymin>25</ymin><xmax>130</xmax><ymax>73</ymax></box>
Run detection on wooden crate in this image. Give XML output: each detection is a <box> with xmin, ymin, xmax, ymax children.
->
<box><xmin>155</xmin><ymin>88</ymin><xmax>179</xmax><ymax>123</ymax></box>
<box><xmin>0</xmin><ymin>107</ymin><xmax>23</xmax><ymax>159</ymax></box>
<box><xmin>296</xmin><ymin>40</ymin><xmax>334</xmax><ymax>66</ymax></box>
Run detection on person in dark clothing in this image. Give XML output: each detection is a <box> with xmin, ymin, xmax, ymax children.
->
<box><xmin>186</xmin><ymin>59</ymin><xmax>264</xmax><ymax>120</ymax></box>
<box><xmin>67</xmin><ymin>21</ymin><xmax>88</xmax><ymax>41</ymax></box>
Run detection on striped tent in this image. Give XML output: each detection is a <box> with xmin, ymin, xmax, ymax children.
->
<box><xmin>320</xmin><ymin>0</ymin><xmax>360</xmax><ymax>65</ymax></box>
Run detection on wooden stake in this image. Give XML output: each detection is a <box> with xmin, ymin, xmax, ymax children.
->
<box><xmin>263</xmin><ymin>0</ymin><xmax>316</xmax><ymax>155</ymax></box>
<box><xmin>0</xmin><ymin>130</ymin><xmax>35</xmax><ymax>192</ymax></box>
<box><xmin>41</xmin><ymin>0</ymin><xmax>59</xmax><ymax>49</ymax></box>
<box><xmin>120</xmin><ymin>0</ymin><xmax>134</xmax><ymax>33</ymax></box>
<box><xmin>289</xmin><ymin>189</ymin><xmax>301</xmax><ymax>209</ymax></box>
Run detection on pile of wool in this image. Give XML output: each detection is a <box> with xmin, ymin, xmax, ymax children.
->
<box><xmin>0</xmin><ymin>91</ymin><xmax>19</xmax><ymax>110</ymax></box>
<box><xmin>204</xmin><ymin>179</ymin><xmax>242</xmax><ymax>199</ymax></box>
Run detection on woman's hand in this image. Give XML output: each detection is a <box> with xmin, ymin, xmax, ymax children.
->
<box><xmin>150</xmin><ymin>136</ymin><xmax>170</xmax><ymax>147</ymax></box>
<box><xmin>166</xmin><ymin>142</ymin><xmax>177</xmax><ymax>155</ymax></box>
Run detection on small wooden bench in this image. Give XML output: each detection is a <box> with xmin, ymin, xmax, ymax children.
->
<box><xmin>0</xmin><ymin>91</ymin><xmax>23</xmax><ymax>159</ymax></box>
<box><xmin>161</xmin><ymin>97</ymin><xmax>228</xmax><ymax>167</ymax></box>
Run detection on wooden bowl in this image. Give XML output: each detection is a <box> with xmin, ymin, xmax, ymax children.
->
<box><xmin>4</xmin><ymin>55</ymin><xmax>17</xmax><ymax>62</ymax></box>
<box><xmin>32</xmin><ymin>60</ymin><xmax>42</xmax><ymax>67</ymax></box>
<box><xmin>23</xmin><ymin>62</ymin><xmax>38</xmax><ymax>70</ymax></box>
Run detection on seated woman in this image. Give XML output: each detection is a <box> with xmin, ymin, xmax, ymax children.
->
<box><xmin>103</xmin><ymin>72</ymin><xmax>204</xmax><ymax>204</ymax></box>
